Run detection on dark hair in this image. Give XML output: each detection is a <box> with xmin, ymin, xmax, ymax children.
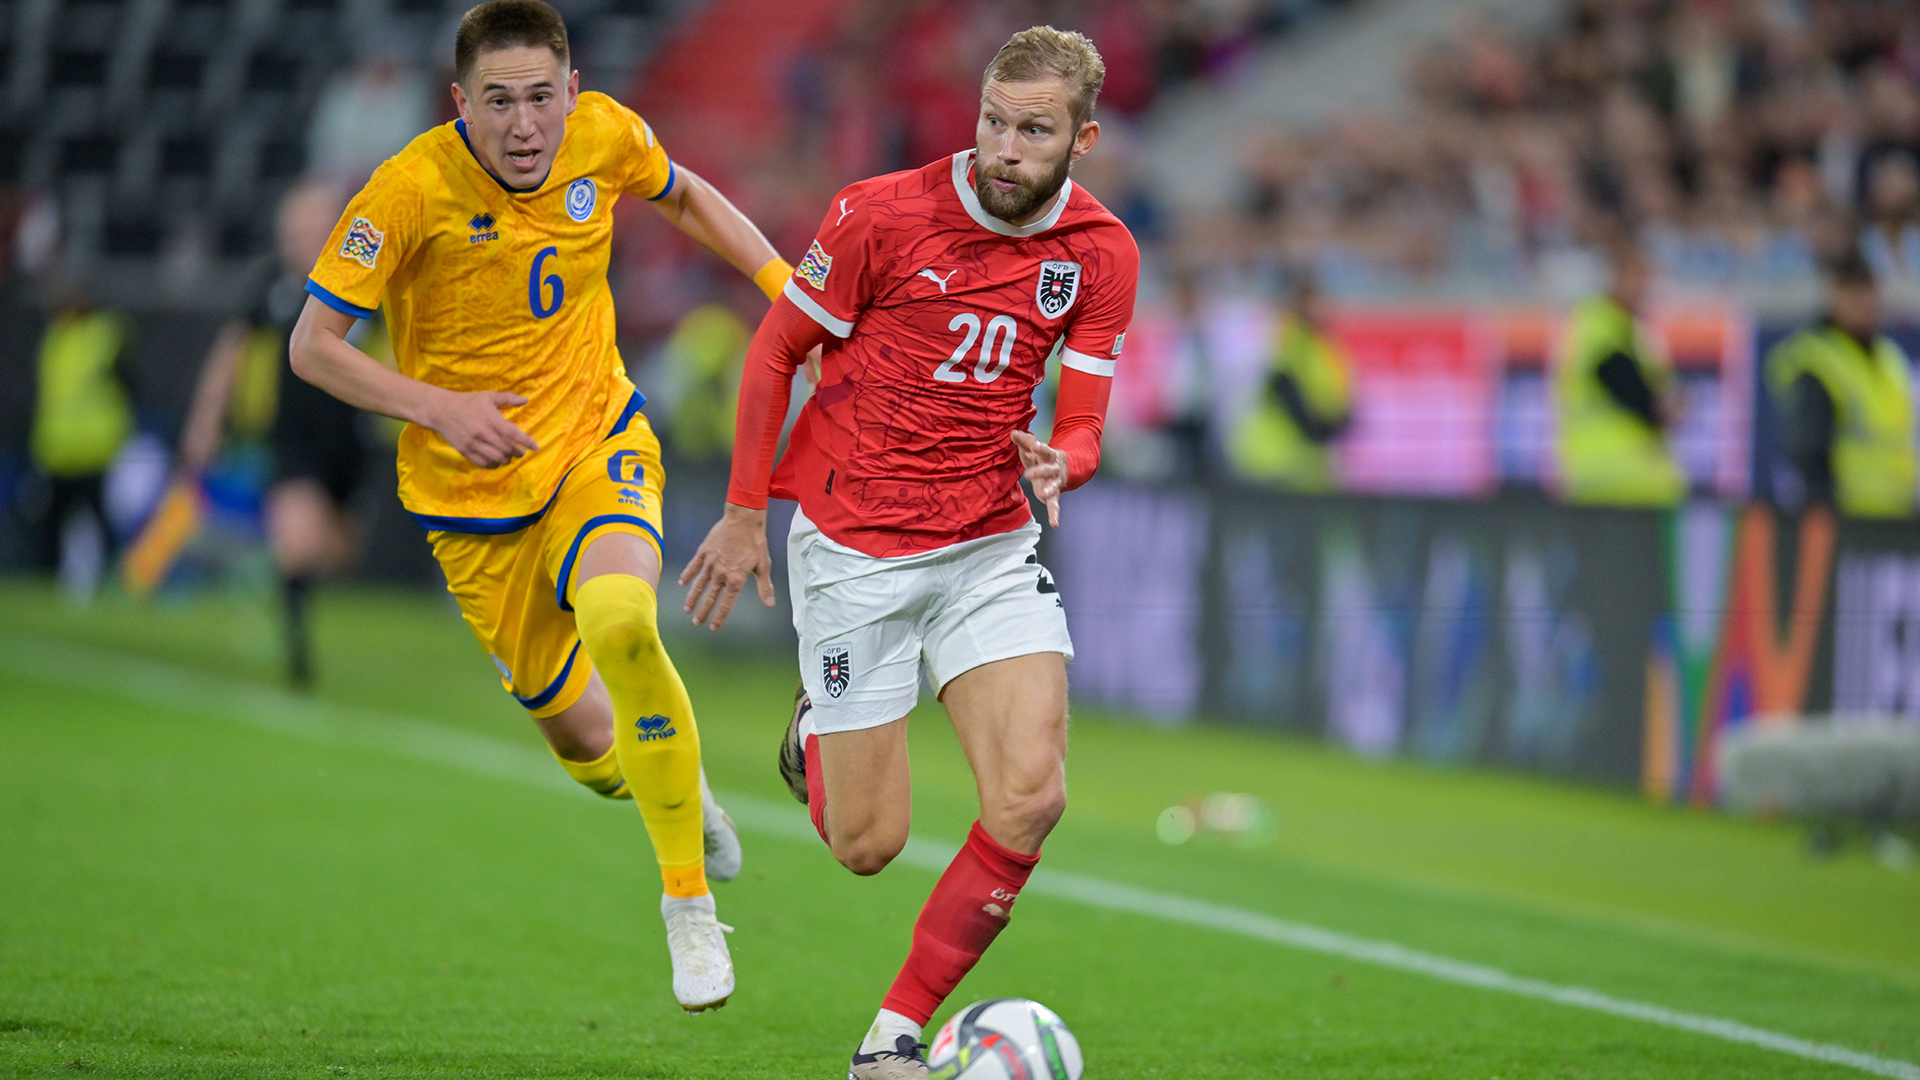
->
<box><xmin>1829</xmin><ymin>247</ymin><xmax>1877</xmax><ymax>288</ymax></box>
<box><xmin>455</xmin><ymin>0</ymin><xmax>569</xmax><ymax>88</ymax></box>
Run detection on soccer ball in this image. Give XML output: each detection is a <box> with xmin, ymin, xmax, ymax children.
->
<box><xmin>926</xmin><ymin>998</ymin><xmax>1082</xmax><ymax>1080</ymax></box>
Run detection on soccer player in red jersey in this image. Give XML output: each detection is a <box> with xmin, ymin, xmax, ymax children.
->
<box><xmin>680</xmin><ymin>26</ymin><xmax>1137</xmax><ymax>1080</ymax></box>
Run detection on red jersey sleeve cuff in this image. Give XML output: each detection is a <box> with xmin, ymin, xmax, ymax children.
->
<box><xmin>725</xmin><ymin>485</ymin><xmax>770</xmax><ymax>510</ymax></box>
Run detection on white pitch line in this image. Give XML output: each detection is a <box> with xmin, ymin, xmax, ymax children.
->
<box><xmin>4</xmin><ymin>635</ymin><xmax>1916</xmax><ymax>1080</ymax></box>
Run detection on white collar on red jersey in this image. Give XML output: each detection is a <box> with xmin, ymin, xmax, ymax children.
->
<box><xmin>951</xmin><ymin>150</ymin><xmax>1074</xmax><ymax>238</ymax></box>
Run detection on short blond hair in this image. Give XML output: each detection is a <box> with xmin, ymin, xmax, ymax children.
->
<box><xmin>983</xmin><ymin>26</ymin><xmax>1106</xmax><ymax>130</ymax></box>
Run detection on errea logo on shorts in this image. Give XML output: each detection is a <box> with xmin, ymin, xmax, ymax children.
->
<box><xmin>821</xmin><ymin>645</ymin><xmax>851</xmax><ymax>698</ymax></box>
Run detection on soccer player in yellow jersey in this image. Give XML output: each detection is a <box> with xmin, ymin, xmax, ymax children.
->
<box><xmin>287</xmin><ymin>0</ymin><xmax>792</xmax><ymax>1012</ymax></box>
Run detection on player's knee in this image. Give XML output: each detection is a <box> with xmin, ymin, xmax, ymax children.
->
<box><xmin>831</xmin><ymin>826</ymin><xmax>906</xmax><ymax>876</ymax></box>
<box><xmin>585</xmin><ymin>613</ymin><xmax>664</xmax><ymax>666</ymax></box>
<box><xmin>991</xmin><ymin>773</ymin><xmax>1067</xmax><ymax>839</ymax></box>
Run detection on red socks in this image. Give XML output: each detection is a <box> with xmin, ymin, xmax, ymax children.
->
<box><xmin>807</xmin><ymin>738</ymin><xmax>1041</xmax><ymax>1024</ymax></box>
<box><xmin>881</xmin><ymin>820</ymin><xmax>1040</xmax><ymax>1024</ymax></box>
<box><xmin>804</xmin><ymin>732</ymin><xmax>830</xmax><ymax>844</ymax></box>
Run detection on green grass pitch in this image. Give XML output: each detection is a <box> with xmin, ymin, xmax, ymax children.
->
<box><xmin>2</xmin><ymin>578</ymin><xmax>1917</xmax><ymax>1078</ymax></box>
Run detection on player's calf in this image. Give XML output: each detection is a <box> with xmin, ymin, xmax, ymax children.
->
<box><xmin>551</xmin><ymin>743</ymin><xmax>631</xmax><ymax>799</ymax></box>
<box><xmin>813</xmin><ymin>720</ymin><xmax>914</xmax><ymax>876</ymax></box>
<box><xmin>574</xmin><ymin>573</ymin><xmax>709</xmax><ymax>899</ymax></box>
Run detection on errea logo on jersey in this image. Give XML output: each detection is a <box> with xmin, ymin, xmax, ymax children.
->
<box><xmin>338</xmin><ymin>216</ymin><xmax>384</xmax><ymax>268</ymax></box>
<box><xmin>797</xmin><ymin>240</ymin><xmax>833</xmax><ymax>290</ymax></box>
<box><xmin>468</xmin><ymin>213</ymin><xmax>498</xmax><ymax>243</ymax></box>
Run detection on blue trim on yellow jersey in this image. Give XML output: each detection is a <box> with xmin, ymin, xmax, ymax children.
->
<box><xmin>409</xmin><ymin>391</ymin><xmax>652</xmax><ymax>534</ymax></box>
<box><xmin>306</xmin><ymin>279</ymin><xmax>375</xmax><ymax>319</ymax></box>
<box><xmin>646</xmin><ymin>161</ymin><xmax>676</xmax><ymax>202</ymax></box>
<box><xmin>455</xmin><ymin>118</ymin><xmax>546</xmax><ymax>194</ymax></box>
<box><xmin>554</xmin><ymin>513</ymin><xmax>665</xmax><ymax>613</ymax></box>
<box><xmin>513</xmin><ymin>640</ymin><xmax>581</xmax><ymax>710</ymax></box>
<box><xmin>610</xmin><ymin>391</ymin><xmax>647</xmax><ymax>434</ymax></box>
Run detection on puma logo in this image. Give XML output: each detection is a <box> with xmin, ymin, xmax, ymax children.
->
<box><xmin>917</xmin><ymin>268</ymin><xmax>958</xmax><ymax>293</ymax></box>
<box><xmin>835</xmin><ymin>198</ymin><xmax>855</xmax><ymax>226</ymax></box>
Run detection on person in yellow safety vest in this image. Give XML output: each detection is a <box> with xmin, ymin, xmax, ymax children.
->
<box><xmin>28</xmin><ymin>295</ymin><xmax>135</xmax><ymax>574</ymax></box>
<box><xmin>658</xmin><ymin>302</ymin><xmax>750</xmax><ymax>461</ymax></box>
<box><xmin>1554</xmin><ymin>242</ymin><xmax>1686</xmax><ymax>507</ymax></box>
<box><xmin>1229</xmin><ymin>272</ymin><xmax>1353</xmax><ymax>491</ymax></box>
<box><xmin>1767</xmin><ymin>250</ymin><xmax>1916</xmax><ymax>519</ymax></box>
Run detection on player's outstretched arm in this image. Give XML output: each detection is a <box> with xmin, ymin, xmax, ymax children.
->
<box><xmin>680</xmin><ymin>296</ymin><xmax>835</xmax><ymax>629</ymax></box>
<box><xmin>1014</xmin><ymin>365</ymin><xmax>1114</xmax><ymax>527</ymax></box>
<box><xmin>680</xmin><ymin>502</ymin><xmax>774</xmax><ymax>630</ymax></box>
<box><xmin>648</xmin><ymin>165</ymin><xmax>789</xmax><ymax>301</ymax></box>
<box><xmin>289</xmin><ymin>296</ymin><xmax>538</xmax><ymax>468</ymax></box>
<box><xmin>1012</xmin><ymin>431</ymin><xmax>1071</xmax><ymax>528</ymax></box>
<box><xmin>176</xmin><ymin>320</ymin><xmax>249</xmax><ymax>478</ymax></box>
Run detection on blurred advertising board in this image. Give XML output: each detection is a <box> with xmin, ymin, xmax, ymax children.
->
<box><xmin>1328</xmin><ymin>310</ymin><xmax>1498</xmax><ymax>497</ymax></box>
<box><xmin>1118</xmin><ymin>299</ymin><xmax>1753</xmax><ymax>500</ymax></box>
<box><xmin>1048</xmin><ymin>483</ymin><xmax>1920</xmax><ymax>797</ymax></box>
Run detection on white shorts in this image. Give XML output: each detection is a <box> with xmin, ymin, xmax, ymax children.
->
<box><xmin>788</xmin><ymin>509</ymin><xmax>1074</xmax><ymax>734</ymax></box>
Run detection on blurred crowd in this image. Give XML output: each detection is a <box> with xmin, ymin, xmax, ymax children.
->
<box><xmin>7</xmin><ymin>0</ymin><xmax>1920</xmax><ymax>619</ymax></box>
<box><xmin>1232</xmin><ymin>0</ymin><xmax>1920</xmax><ymax>294</ymax></box>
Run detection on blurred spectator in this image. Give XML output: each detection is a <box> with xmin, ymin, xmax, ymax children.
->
<box><xmin>1861</xmin><ymin>151</ymin><xmax>1920</xmax><ymax>284</ymax></box>
<box><xmin>28</xmin><ymin>287</ymin><xmax>135</xmax><ymax>599</ymax></box>
<box><xmin>656</xmin><ymin>302</ymin><xmax>751</xmax><ymax>461</ymax></box>
<box><xmin>308</xmin><ymin>50</ymin><xmax>436</xmax><ymax>183</ymax></box>
<box><xmin>168</xmin><ymin>180</ymin><xmax>380</xmax><ymax>687</ymax></box>
<box><xmin>1228</xmin><ymin>270</ymin><xmax>1352</xmax><ymax>490</ymax></box>
<box><xmin>1152</xmin><ymin>271</ymin><xmax>1219</xmax><ymax>481</ymax></box>
<box><xmin>1223</xmin><ymin>0</ymin><xmax>1920</xmax><ymax>293</ymax></box>
<box><xmin>1766</xmin><ymin>250</ymin><xmax>1916</xmax><ymax>518</ymax></box>
<box><xmin>1554</xmin><ymin>240</ymin><xmax>1685</xmax><ymax>507</ymax></box>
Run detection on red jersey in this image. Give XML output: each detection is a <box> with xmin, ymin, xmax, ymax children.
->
<box><xmin>760</xmin><ymin>151</ymin><xmax>1139</xmax><ymax>557</ymax></box>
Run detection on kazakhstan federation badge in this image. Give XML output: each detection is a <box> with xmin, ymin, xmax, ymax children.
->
<box><xmin>821</xmin><ymin>645</ymin><xmax>851</xmax><ymax>699</ymax></box>
<box><xmin>1035</xmin><ymin>260</ymin><xmax>1081</xmax><ymax>319</ymax></box>
<box><xmin>566</xmin><ymin>177</ymin><xmax>597</xmax><ymax>222</ymax></box>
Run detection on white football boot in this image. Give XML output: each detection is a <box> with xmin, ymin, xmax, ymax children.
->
<box><xmin>700</xmin><ymin>771</ymin><xmax>742</xmax><ymax>882</ymax></box>
<box><xmin>661</xmin><ymin>892</ymin><xmax>734</xmax><ymax>1011</ymax></box>
<box><xmin>847</xmin><ymin>1035</ymin><xmax>928</xmax><ymax>1080</ymax></box>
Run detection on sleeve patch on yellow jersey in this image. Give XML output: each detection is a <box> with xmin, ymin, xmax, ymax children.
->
<box><xmin>339</xmin><ymin>217</ymin><xmax>385</xmax><ymax>269</ymax></box>
<box><xmin>797</xmin><ymin>240</ymin><xmax>833</xmax><ymax>290</ymax></box>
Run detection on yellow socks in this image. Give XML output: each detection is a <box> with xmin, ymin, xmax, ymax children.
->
<box><xmin>573</xmin><ymin>574</ymin><xmax>708</xmax><ymax>898</ymax></box>
<box><xmin>552</xmin><ymin>744</ymin><xmax>630</xmax><ymax>799</ymax></box>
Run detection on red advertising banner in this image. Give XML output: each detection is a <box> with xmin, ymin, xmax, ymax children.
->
<box><xmin>1328</xmin><ymin>310</ymin><xmax>1499</xmax><ymax>498</ymax></box>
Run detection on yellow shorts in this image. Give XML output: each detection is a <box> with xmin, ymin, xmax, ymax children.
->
<box><xmin>429</xmin><ymin>410</ymin><xmax>665</xmax><ymax>719</ymax></box>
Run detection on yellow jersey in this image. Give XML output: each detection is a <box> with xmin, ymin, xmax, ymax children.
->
<box><xmin>306</xmin><ymin>91</ymin><xmax>675</xmax><ymax>530</ymax></box>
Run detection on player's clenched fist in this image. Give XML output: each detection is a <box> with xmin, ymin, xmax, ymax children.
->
<box><xmin>425</xmin><ymin>390</ymin><xmax>539</xmax><ymax>468</ymax></box>
<box><xmin>680</xmin><ymin>502</ymin><xmax>776</xmax><ymax>630</ymax></box>
<box><xmin>1012</xmin><ymin>430</ymin><xmax>1071</xmax><ymax>527</ymax></box>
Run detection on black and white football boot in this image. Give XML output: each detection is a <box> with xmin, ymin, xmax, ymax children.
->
<box><xmin>776</xmin><ymin>681</ymin><xmax>812</xmax><ymax>805</ymax></box>
<box><xmin>847</xmin><ymin>1035</ymin><xmax>928</xmax><ymax>1080</ymax></box>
